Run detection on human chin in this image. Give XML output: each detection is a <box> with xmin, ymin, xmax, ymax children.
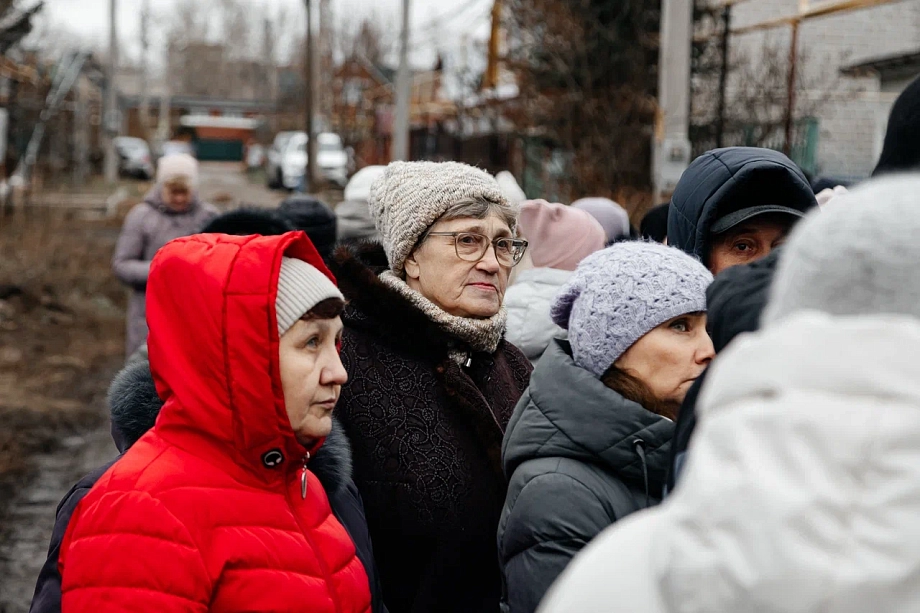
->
<box><xmin>460</xmin><ymin>292</ymin><xmax>501</xmax><ymax>318</ymax></box>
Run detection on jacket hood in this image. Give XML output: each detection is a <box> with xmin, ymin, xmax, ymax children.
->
<box><xmin>503</xmin><ymin>339</ymin><xmax>673</xmax><ymax>494</ymax></box>
<box><xmin>504</xmin><ymin>268</ymin><xmax>571</xmax><ymax>362</ymax></box>
<box><xmin>658</xmin><ymin>312</ymin><xmax>920</xmax><ymax>612</ymax></box>
<box><xmin>668</xmin><ymin>147</ymin><xmax>816</xmax><ymax>261</ymax></box>
<box><xmin>147</xmin><ymin>232</ymin><xmax>336</xmax><ymax>481</ymax></box>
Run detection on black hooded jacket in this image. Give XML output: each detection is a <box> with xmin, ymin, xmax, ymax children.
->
<box><xmin>29</xmin><ymin>361</ymin><xmax>388</xmax><ymax>613</ymax></box>
<box><xmin>667</xmin><ymin>147</ymin><xmax>816</xmax><ymax>263</ymax></box>
<box><xmin>666</xmin><ymin>248</ymin><xmax>783</xmax><ymax>493</ymax></box>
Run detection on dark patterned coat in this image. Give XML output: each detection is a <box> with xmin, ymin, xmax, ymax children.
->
<box><xmin>331</xmin><ymin>243</ymin><xmax>533</xmax><ymax>613</ymax></box>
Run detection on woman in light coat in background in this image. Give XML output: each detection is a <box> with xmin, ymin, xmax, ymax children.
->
<box><xmin>111</xmin><ymin>153</ymin><xmax>216</xmax><ymax>358</ymax></box>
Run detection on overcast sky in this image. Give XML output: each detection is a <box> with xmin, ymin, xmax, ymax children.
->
<box><xmin>40</xmin><ymin>0</ymin><xmax>493</xmax><ymax>67</ymax></box>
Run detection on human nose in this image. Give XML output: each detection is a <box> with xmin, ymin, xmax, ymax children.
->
<box><xmin>696</xmin><ymin>331</ymin><xmax>715</xmax><ymax>365</ymax></box>
<box><xmin>321</xmin><ymin>349</ymin><xmax>349</xmax><ymax>386</ymax></box>
<box><xmin>476</xmin><ymin>242</ymin><xmax>501</xmax><ymax>273</ymax></box>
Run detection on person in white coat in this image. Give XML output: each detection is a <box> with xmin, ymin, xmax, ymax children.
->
<box><xmin>504</xmin><ymin>200</ymin><xmax>606</xmax><ymax>363</ymax></box>
<box><xmin>539</xmin><ymin>174</ymin><xmax>920</xmax><ymax>613</ymax></box>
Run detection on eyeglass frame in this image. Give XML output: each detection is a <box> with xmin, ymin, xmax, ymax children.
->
<box><xmin>422</xmin><ymin>231</ymin><xmax>529</xmax><ymax>267</ymax></box>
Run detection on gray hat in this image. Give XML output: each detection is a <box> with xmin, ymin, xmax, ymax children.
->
<box><xmin>710</xmin><ymin>204</ymin><xmax>806</xmax><ymax>235</ymax></box>
<box><xmin>368</xmin><ymin>161</ymin><xmax>511</xmax><ymax>276</ymax></box>
<box><xmin>764</xmin><ymin>175</ymin><xmax>920</xmax><ymax>325</ymax></box>
<box><xmin>552</xmin><ymin>242</ymin><xmax>713</xmax><ymax>378</ymax></box>
<box><xmin>275</xmin><ymin>257</ymin><xmax>344</xmax><ymax>337</ymax></box>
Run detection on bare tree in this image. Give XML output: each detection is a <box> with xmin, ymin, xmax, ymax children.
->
<box><xmin>335</xmin><ymin>12</ymin><xmax>397</xmax><ymax>66</ymax></box>
<box><xmin>505</xmin><ymin>0</ymin><xmax>660</xmax><ymax>204</ymax></box>
<box><xmin>690</xmin><ymin>1</ymin><xmax>841</xmax><ymax>167</ymax></box>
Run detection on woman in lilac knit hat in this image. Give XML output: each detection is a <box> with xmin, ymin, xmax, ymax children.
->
<box><xmin>497</xmin><ymin>241</ymin><xmax>714</xmax><ymax>613</ymax></box>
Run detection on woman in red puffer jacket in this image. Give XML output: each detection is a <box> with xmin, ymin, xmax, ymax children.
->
<box><xmin>59</xmin><ymin>231</ymin><xmax>373</xmax><ymax>613</ymax></box>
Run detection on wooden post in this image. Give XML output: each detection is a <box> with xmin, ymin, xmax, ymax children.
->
<box><xmin>783</xmin><ymin>20</ymin><xmax>800</xmax><ymax>156</ymax></box>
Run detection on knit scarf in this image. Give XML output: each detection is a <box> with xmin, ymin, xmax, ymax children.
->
<box><xmin>379</xmin><ymin>271</ymin><xmax>507</xmax><ymax>363</ymax></box>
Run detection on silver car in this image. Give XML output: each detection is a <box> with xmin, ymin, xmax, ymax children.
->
<box><xmin>114</xmin><ymin>137</ymin><xmax>154</xmax><ymax>180</ymax></box>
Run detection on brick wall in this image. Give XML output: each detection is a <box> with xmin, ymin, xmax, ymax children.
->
<box><xmin>726</xmin><ymin>0</ymin><xmax>920</xmax><ymax>177</ymax></box>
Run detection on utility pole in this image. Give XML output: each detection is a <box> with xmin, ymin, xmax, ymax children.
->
<box><xmin>485</xmin><ymin>0</ymin><xmax>502</xmax><ymax>90</ymax></box>
<box><xmin>652</xmin><ymin>0</ymin><xmax>693</xmax><ymax>203</ymax></box>
<box><xmin>783</xmin><ymin>20</ymin><xmax>800</xmax><ymax>156</ymax></box>
<box><xmin>305</xmin><ymin>0</ymin><xmax>318</xmax><ymax>190</ymax></box>
<box><xmin>319</xmin><ymin>0</ymin><xmax>333</xmax><ymax>125</ymax></box>
<box><xmin>391</xmin><ymin>0</ymin><xmax>411</xmax><ymax>161</ymax></box>
<box><xmin>104</xmin><ymin>0</ymin><xmax>120</xmax><ymax>184</ymax></box>
<box><xmin>139</xmin><ymin>0</ymin><xmax>150</xmax><ymax>141</ymax></box>
<box><xmin>715</xmin><ymin>3</ymin><xmax>731</xmax><ymax>148</ymax></box>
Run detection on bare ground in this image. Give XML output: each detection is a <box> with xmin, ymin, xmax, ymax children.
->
<box><xmin>0</xmin><ymin>163</ymin><xmax>296</xmax><ymax>612</ymax></box>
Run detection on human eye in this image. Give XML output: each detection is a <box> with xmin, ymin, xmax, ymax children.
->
<box><xmin>457</xmin><ymin>233</ymin><xmax>480</xmax><ymax>246</ymax></box>
<box><xmin>299</xmin><ymin>334</ymin><xmax>320</xmax><ymax>350</ymax></box>
<box><xmin>669</xmin><ymin>318</ymin><xmax>690</xmax><ymax>333</ymax></box>
<box><xmin>495</xmin><ymin>238</ymin><xmax>513</xmax><ymax>253</ymax></box>
<box><xmin>732</xmin><ymin>239</ymin><xmax>756</xmax><ymax>253</ymax></box>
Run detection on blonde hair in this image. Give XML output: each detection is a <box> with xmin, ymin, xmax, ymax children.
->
<box><xmin>163</xmin><ymin>175</ymin><xmax>192</xmax><ymax>191</ymax></box>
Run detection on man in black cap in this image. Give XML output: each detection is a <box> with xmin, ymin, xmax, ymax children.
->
<box><xmin>667</xmin><ymin>147</ymin><xmax>817</xmax><ymax>275</ymax></box>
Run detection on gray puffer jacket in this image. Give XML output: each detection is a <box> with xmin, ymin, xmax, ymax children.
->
<box><xmin>497</xmin><ymin>339</ymin><xmax>674</xmax><ymax>613</ymax></box>
<box><xmin>112</xmin><ymin>188</ymin><xmax>217</xmax><ymax>358</ymax></box>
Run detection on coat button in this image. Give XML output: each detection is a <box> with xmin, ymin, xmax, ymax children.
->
<box><xmin>261</xmin><ymin>449</ymin><xmax>284</xmax><ymax>468</ymax></box>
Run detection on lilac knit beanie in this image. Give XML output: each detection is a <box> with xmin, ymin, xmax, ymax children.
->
<box><xmin>551</xmin><ymin>241</ymin><xmax>713</xmax><ymax>378</ymax></box>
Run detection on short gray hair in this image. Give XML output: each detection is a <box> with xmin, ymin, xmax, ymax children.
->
<box><xmin>434</xmin><ymin>195</ymin><xmax>519</xmax><ymax>232</ymax></box>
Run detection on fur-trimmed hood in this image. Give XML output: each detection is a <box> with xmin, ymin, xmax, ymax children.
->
<box><xmin>106</xmin><ymin>360</ymin><xmax>354</xmax><ymax>495</ymax></box>
<box><xmin>331</xmin><ymin>241</ymin><xmax>506</xmax><ymax>362</ymax></box>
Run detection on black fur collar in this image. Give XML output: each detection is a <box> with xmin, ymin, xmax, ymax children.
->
<box><xmin>107</xmin><ymin>360</ymin><xmax>354</xmax><ymax>494</ymax></box>
<box><xmin>331</xmin><ymin>242</ymin><xmax>485</xmax><ymax>362</ymax></box>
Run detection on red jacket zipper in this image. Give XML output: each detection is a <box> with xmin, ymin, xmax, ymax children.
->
<box><xmin>285</xmin><ymin>454</ymin><xmax>344</xmax><ymax>613</ymax></box>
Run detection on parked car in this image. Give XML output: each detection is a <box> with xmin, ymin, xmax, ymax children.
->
<box><xmin>265</xmin><ymin>131</ymin><xmax>298</xmax><ymax>189</ymax></box>
<box><xmin>276</xmin><ymin>132</ymin><xmax>349</xmax><ymax>191</ymax></box>
<box><xmin>114</xmin><ymin>137</ymin><xmax>154</xmax><ymax>180</ymax></box>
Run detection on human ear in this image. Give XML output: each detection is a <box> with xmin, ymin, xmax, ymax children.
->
<box><xmin>404</xmin><ymin>250</ymin><xmax>422</xmax><ymax>280</ymax></box>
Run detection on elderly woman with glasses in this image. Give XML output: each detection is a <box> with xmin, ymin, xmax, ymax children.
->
<box><xmin>331</xmin><ymin>161</ymin><xmax>533</xmax><ymax>613</ymax></box>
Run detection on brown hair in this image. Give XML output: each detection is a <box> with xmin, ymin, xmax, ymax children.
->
<box><xmin>301</xmin><ymin>297</ymin><xmax>346</xmax><ymax>321</ymax></box>
<box><xmin>601</xmin><ymin>364</ymin><xmax>680</xmax><ymax>421</ymax></box>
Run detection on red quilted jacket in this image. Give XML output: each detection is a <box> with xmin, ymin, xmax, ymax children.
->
<box><xmin>60</xmin><ymin>232</ymin><xmax>372</xmax><ymax>613</ymax></box>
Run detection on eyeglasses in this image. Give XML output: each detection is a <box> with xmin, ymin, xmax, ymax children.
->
<box><xmin>425</xmin><ymin>232</ymin><xmax>529</xmax><ymax>267</ymax></box>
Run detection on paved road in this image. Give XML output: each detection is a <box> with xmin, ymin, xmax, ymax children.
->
<box><xmin>0</xmin><ymin>163</ymin><xmax>287</xmax><ymax>613</ymax></box>
<box><xmin>0</xmin><ymin>428</ymin><xmax>115</xmax><ymax>613</ymax></box>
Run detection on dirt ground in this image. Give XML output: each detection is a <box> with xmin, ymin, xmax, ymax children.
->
<box><xmin>0</xmin><ymin>163</ymin><xmax>311</xmax><ymax>612</ymax></box>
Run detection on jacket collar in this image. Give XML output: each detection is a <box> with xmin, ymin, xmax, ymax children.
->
<box><xmin>110</xmin><ymin>358</ymin><xmax>354</xmax><ymax>494</ymax></box>
<box><xmin>504</xmin><ymin>339</ymin><xmax>673</xmax><ymax>493</ymax></box>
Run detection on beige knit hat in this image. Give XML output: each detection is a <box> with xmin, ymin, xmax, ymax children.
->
<box><xmin>157</xmin><ymin>153</ymin><xmax>199</xmax><ymax>188</ymax></box>
<box><xmin>368</xmin><ymin>161</ymin><xmax>511</xmax><ymax>275</ymax></box>
<box><xmin>275</xmin><ymin>257</ymin><xmax>344</xmax><ymax>337</ymax></box>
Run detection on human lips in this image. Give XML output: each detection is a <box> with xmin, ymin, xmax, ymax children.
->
<box><xmin>314</xmin><ymin>398</ymin><xmax>337</xmax><ymax>410</ymax></box>
<box><xmin>467</xmin><ymin>282</ymin><xmax>497</xmax><ymax>292</ymax></box>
